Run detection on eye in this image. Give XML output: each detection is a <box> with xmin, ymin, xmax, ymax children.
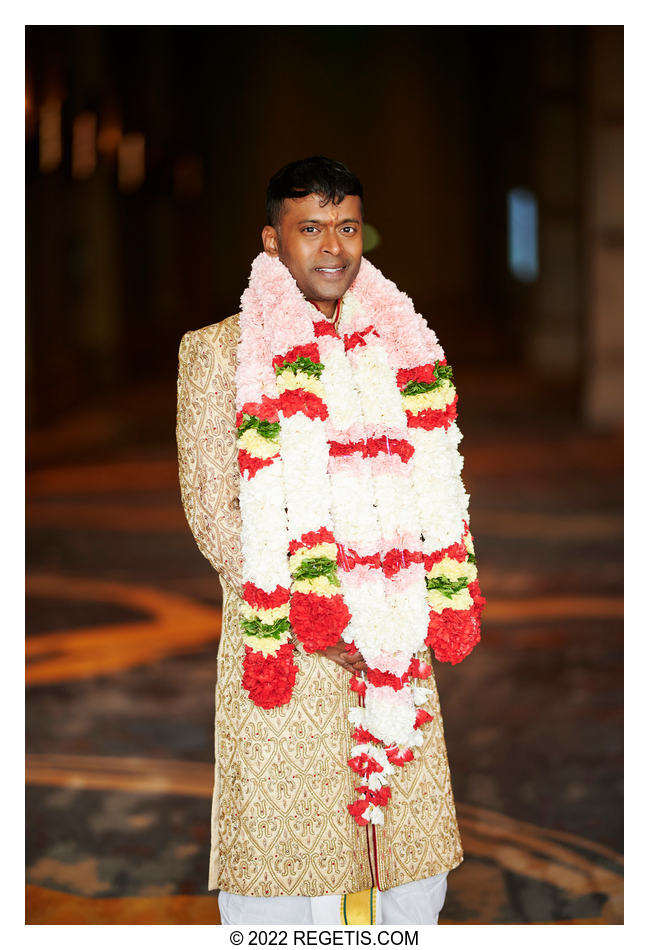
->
<box><xmin>341</xmin><ymin>226</ymin><xmax>357</xmax><ymax>234</ymax></box>
<box><xmin>301</xmin><ymin>226</ymin><xmax>318</xmax><ymax>234</ymax></box>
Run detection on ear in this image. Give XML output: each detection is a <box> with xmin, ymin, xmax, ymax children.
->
<box><xmin>262</xmin><ymin>225</ymin><xmax>280</xmax><ymax>256</ymax></box>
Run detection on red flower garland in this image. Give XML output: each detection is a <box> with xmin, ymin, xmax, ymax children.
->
<box><xmin>241</xmin><ymin>643</ymin><xmax>298</xmax><ymax>708</ymax></box>
<box><xmin>288</xmin><ymin>526</ymin><xmax>336</xmax><ymax>555</ymax></box>
<box><xmin>354</xmin><ymin>784</ymin><xmax>392</xmax><ymax>807</ymax></box>
<box><xmin>238</xmin><ymin>449</ymin><xmax>277</xmax><ymax>479</ymax></box>
<box><xmin>349</xmin><ymin>674</ymin><xmax>367</xmax><ymax>698</ymax></box>
<box><xmin>348</xmin><ymin>752</ymin><xmax>384</xmax><ymax>777</ymax></box>
<box><xmin>343</xmin><ymin>325</ymin><xmax>377</xmax><ymax>351</ymax></box>
<box><xmin>243</xmin><ymin>582</ymin><xmax>291</xmax><ymax>611</ymax></box>
<box><xmin>405</xmin><ymin>395</ymin><xmax>458</xmax><ymax>430</ymax></box>
<box><xmin>313</xmin><ymin>320</ymin><xmax>337</xmax><ymax>337</ymax></box>
<box><xmin>347</xmin><ymin>800</ymin><xmax>371</xmax><ymax>825</ymax></box>
<box><xmin>272</xmin><ymin>343</ymin><xmax>321</xmax><ymax>369</ymax></box>
<box><xmin>426</xmin><ymin>595</ymin><xmax>484</xmax><ymax>664</ymax></box>
<box><xmin>408</xmin><ymin>657</ymin><xmax>433</xmax><ymax>679</ymax></box>
<box><xmin>236</xmin><ymin>395</ymin><xmax>280</xmax><ymax>428</ymax></box>
<box><xmin>328</xmin><ymin>437</ymin><xmax>414</xmax><ymax>464</ymax></box>
<box><xmin>382</xmin><ymin>548</ymin><xmax>424</xmax><ymax>579</ymax></box>
<box><xmin>423</xmin><ymin>537</ymin><xmax>467</xmax><ymax>571</ymax></box>
<box><xmin>386</xmin><ymin>746</ymin><xmax>415</xmax><ymax>767</ymax></box>
<box><xmin>336</xmin><ymin>545</ymin><xmax>382</xmax><ymax>572</ymax></box>
<box><xmin>366</xmin><ymin>667</ymin><xmax>409</xmax><ymax>690</ymax></box>
<box><xmin>414</xmin><ymin>708</ymin><xmax>434</xmax><ymax>729</ymax></box>
<box><xmin>352</xmin><ymin>725</ymin><xmax>381</xmax><ymax>745</ymax></box>
<box><xmin>289</xmin><ymin>591</ymin><xmax>351</xmax><ymax>653</ymax></box>
<box><xmin>396</xmin><ymin>360</ymin><xmax>447</xmax><ymax>389</ymax></box>
<box><xmin>278</xmin><ymin>389</ymin><xmax>328</xmax><ymax>420</ymax></box>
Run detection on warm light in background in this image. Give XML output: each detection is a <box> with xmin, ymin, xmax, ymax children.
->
<box><xmin>97</xmin><ymin>121</ymin><xmax>122</xmax><ymax>156</ymax></box>
<box><xmin>39</xmin><ymin>97</ymin><xmax>62</xmax><ymax>173</ymax></box>
<box><xmin>507</xmin><ymin>187</ymin><xmax>539</xmax><ymax>283</ymax></box>
<box><xmin>118</xmin><ymin>133</ymin><xmax>145</xmax><ymax>193</ymax></box>
<box><xmin>72</xmin><ymin>112</ymin><xmax>97</xmax><ymax>180</ymax></box>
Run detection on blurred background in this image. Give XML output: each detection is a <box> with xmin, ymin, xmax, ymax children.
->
<box><xmin>26</xmin><ymin>25</ymin><xmax>623</xmax><ymax>924</ymax></box>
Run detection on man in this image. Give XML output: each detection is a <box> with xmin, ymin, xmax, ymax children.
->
<box><xmin>176</xmin><ymin>156</ymin><xmax>484</xmax><ymax>925</ymax></box>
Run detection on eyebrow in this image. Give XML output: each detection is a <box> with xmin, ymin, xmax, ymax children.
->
<box><xmin>297</xmin><ymin>218</ymin><xmax>361</xmax><ymax>226</ymax></box>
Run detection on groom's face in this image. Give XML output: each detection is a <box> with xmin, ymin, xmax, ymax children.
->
<box><xmin>262</xmin><ymin>193</ymin><xmax>363</xmax><ymax>310</ymax></box>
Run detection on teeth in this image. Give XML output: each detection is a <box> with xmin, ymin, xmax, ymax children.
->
<box><xmin>318</xmin><ymin>267</ymin><xmax>343</xmax><ymax>272</ymax></box>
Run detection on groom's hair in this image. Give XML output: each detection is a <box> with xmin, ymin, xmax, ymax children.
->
<box><xmin>266</xmin><ymin>156</ymin><xmax>364</xmax><ymax>228</ymax></box>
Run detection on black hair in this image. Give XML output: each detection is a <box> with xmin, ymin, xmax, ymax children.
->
<box><xmin>266</xmin><ymin>155</ymin><xmax>364</xmax><ymax>228</ymax></box>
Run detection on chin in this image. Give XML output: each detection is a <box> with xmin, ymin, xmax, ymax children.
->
<box><xmin>314</xmin><ymin>276</ymin><xmax>356</xmax><ymax>300</ymax></box>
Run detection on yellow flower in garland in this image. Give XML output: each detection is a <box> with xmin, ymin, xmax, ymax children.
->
<box><xmin>242</xmin><ymin>630</ymin><xmax>293</xmax><ymax>655</ymax></box>
<box><xmin>238</xmin><ymin>427</ymin><xmax>281</xmax><ymax>459</ymax></box>
<box><xmin>432</xmin><ymin>556</ymin><xmax>478</xmax><ymax>584</ymax></box>
<box><xmin>289</xmin><ymin>542</ymin><xmax>338</xmax><ymax>573</ymax></box>
<box><xmin>401</xmin><ymin>379</ymin><xmax>456</xmax><ymax>414</ymax></box>
<box><xmin>276</xmin><ymin>369</ymin><xmax>325</xmax><ymax>399</ymax></box>
<box><xmin>427</xmin><ymin>587</ymin><xmax>473</xmax><ymax>613</ymax></box>
<box><xmin>241</xmin><ymin>601</ymin><xmax>290</xmax><ymax>625</ymax></box>
<box><xmin>292</xmin><ymin>575</ymin><xmax>341</xmax><ymax>597</ymax></box>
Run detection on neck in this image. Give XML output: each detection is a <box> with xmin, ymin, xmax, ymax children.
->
<box><xmin>308</xmin><ymin>298</ymin><xmax>341</xmax><ymax>323</ymax></box>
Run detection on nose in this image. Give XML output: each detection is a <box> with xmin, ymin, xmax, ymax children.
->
<box><xmin>321</xmin><ymin>228</ymin><xmax>342</xmax><ymax>256</ymax></box>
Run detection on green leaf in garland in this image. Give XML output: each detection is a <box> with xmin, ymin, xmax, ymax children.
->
<box><xmin>436</xmin><ymin>362</ymin><xmax>454</xmax><ymax>382</ymax></box>
<box><xmin>401</xmin><ymin>361</ymin><xmax>454</xmax><ymax>396</ymax></box>
<box><xmin>275</xmin><ymin>356</ymin><xmax>325</xmax><ymax>379</ymax></box>
<box><xmin>255</xmin><ymin>419</ymin><xmax>281</xmax><ymax>440</ymax></box>
<box><xmin>426</xmin><ymin>574</ymin><xmax>469</xmax><ymax>599</ymax></box>
<box><xmin>467</xmin><ymin>551</ymin><xmax>476</xmax><ymax>565</ymax></box>
<box><xmin>292</xmin><ymin>556</ymin><xmax>341</xmax><ymax>587</ymax></box>
<box><xmin>237</xmin><ymin>414</ymin><xmax>281</xmax><ymax>441</ymax></box>
<box><xmin>401</xmin><ymin>380</ymin><xmax>439</xmax><ymax>396</ymax></box>
<box><xmin>240</xmin><ymin>616</ymin><xmax>291</xmax><ymax>639</ymax></box>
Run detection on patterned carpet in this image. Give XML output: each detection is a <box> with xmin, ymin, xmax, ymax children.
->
<box><xmin>25</xmin><ymin>371</ymin><xmax>623</xmax><ymax>924</ymax></box>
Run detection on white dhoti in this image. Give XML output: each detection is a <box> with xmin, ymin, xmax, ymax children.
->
<box><xmin>218</xmin><ymin>870</ymin><xmax>449</xmax><ymax>925</ymax></box>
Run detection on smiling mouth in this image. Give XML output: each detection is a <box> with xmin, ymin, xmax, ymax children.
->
<box><xmin>314</xmin><ymin>265</ymin><xmax>347</xmax><ymax>276</ymax></box>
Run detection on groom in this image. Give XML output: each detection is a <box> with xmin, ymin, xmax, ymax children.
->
<box><xmin>176</xmin><ymin>156</ymin><xmax>483</xmax><ymax>926</ymax></box>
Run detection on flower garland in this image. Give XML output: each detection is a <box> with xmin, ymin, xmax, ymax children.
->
<box><xmin>235</xmin><ymin>252</ymin><xmax>485</xmax><ymax>823</ymax></box>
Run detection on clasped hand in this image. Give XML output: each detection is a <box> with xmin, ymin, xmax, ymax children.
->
<box><xmin>314</xmin><ymin>637</ymin><xmax>367</xmax><ymax>675</ymax></box>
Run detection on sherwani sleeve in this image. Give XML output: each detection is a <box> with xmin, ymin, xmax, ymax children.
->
<box><xmin>176</xmin><ymin>317</ymin><xmax>244</xmax><ymax>599</ymax></box>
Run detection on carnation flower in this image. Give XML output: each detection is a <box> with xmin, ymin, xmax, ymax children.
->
<box><xmin>349</xmin><ymin>674</ymin><xmax>367</xmax><ymax>698</ymax></box>
<box><xmin>385</xmin><ymin>745</ymin><xmax>415</xmax><ymax>767</ymax></box>
<box><xmin>241</xmin><ymin>644</ymin><xmax>298</xmax><ymax>709</ymax></box>
<box><xmin>414</xmin><ymin>708</ymin><xmax>434</xmax><ymax>729</ymax></box>
<box><xmin>352</xmin><ymin>725</ymin><xmax>380</xmax><ymax>744</ymax></box>
<box><xmin>408</xmin><ymin>657</ymin><xmax>433</xmax><ymax>679</ymax></box>
<box><xmin>347</xmin><ymin>800</ymin><xmax>371</xmax><ymax>825</ymax></box>
<box><xmin>289</xmin><ymin>591</ymin><xmax>351</xmax><ymax>652</ymax></box>
<box><xmin>348</xmin><ymin>752</ymin><xmax>384</xmax><ymax>777</ymax></box>
<box><xmin>426</xmin><ymin>603</ymin><xmax>483</xmax><ymax>664</ymax></box>
<box><xmin>278</xmin><ymin>389</ymin><xmax>328</xmax><ymax>420</ymax></box>
<box><xmin>366</xmin><ymin>667</ymin><xmax>408</xmax><ymax>690</ymax></box>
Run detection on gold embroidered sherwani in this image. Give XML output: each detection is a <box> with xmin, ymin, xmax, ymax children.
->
<box><xmin>176</xmin><ymin>314</ymin><xmax>464</xmax><ymax>896</ymax></box>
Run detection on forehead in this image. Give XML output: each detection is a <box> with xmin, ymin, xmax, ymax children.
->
<box><xmin>279</xmin><ymin>192</ymin><xmax>362</xmax><ymax>225</ymax></box>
